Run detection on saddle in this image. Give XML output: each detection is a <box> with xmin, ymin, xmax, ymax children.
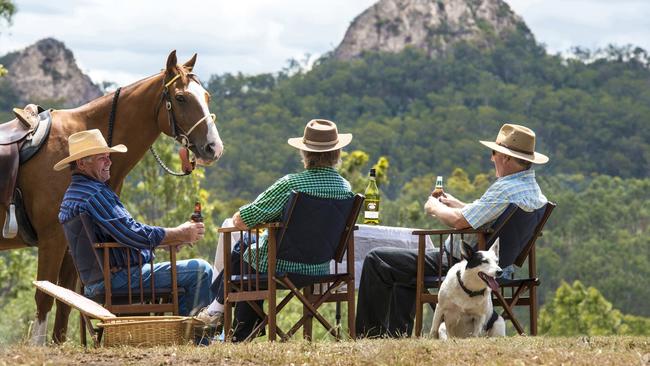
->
<box><xmin>0</xmin><ymin>104</ymin><xmax>51</xmax><ymax>242</ymax></box>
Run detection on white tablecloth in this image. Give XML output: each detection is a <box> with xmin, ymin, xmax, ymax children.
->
<box><xmin>211</xmin><ymin>221</ymin><xmax>433</xmax><ymax>288</ymax></box>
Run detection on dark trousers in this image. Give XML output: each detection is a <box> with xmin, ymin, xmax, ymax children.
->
<box><xmin>211</xmin><ymin>236</ymin><xmax>263</xmax><ymax>342</ymax></box>
<box><xmin>355</xmin><ymin>247</ymin><xmax>445</xmax><ymax>338</ymax></box>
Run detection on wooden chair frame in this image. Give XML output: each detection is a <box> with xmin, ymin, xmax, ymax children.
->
<box><xmin>63</xmin><ymin>213</ymin><xmax>184</xmax><ymax>346</ymax></box>
<box><xmin>412</xmin><ymin>202</ymin><xmax>556</xmax><ymax>337</ymax></box>
<box><xmin>219</xmin><ymin>193</ymin><xmax>364</xmax><ymax>342</ymax></box>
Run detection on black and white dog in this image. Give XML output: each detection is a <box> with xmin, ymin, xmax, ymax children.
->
<box><xmin>430</xmin><ymin>239</ymin><xmax>506</xmax><ymax>339</ymax></box>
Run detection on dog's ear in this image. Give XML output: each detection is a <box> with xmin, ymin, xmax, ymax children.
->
<box><xmin>460</xmin><ymin>240</ymin><xmax>475</xmax><ymax>261</ymax></box>
<box><xmin>490</xmin><ymin>238</ymin><xmax>500</xmax><ymax>260</ymax></box>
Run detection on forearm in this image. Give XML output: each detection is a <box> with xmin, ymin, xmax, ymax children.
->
<box><xmin>161</xmin><ymin>227</ymin><xmax>185</xmax><ymax>244</ymax></box>
<box><xmin>436</xmin><ymin>206</ymin><xmax>470</xmax><ymax>229</ymax></box>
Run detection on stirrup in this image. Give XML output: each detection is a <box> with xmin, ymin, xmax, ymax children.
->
<box><xmin>2</xmin><ymin>204</ymin><xmax>18</xmax><ymax>238</ymax></box>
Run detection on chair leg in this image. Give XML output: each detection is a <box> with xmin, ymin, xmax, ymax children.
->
<box><xmin>303</xmin><ymin>287</ymin><xmax>313</xmax><ymax>341</ymax></box>
<box><xmin>79</xmin><ymin>312</ymin><xmax>87</xmax><ymax>347</ymax></box>
<box><xmin>530</xmin><ymin>286</ymin><xmax>538</xmax><ymax>336</ymax></box>
<box><xmin>493</xmin><ymin>291</ymin><xmax>525</xmax><ymax>335</ymax></box>
<box><xmin>347</xmin><ymin>279</ymin><xmax>355</xmax><ymax>339</ymax></box>
<box><xmin>224</xmin><ymin>301</ymin><xmax>233</xmax><ymax>342</ymax></box>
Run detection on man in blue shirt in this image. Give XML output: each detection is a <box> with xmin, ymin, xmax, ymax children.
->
<box><xmin>55</xmin><ymin>129</ymin><xmax>212</xmax><ymax>316</ymax></box>
<box><xmin>356</xmin><ymin>123</ymin><xmax>549</xmax><ymax>338</ymax></box>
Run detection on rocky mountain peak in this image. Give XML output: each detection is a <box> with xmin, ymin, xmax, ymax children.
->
<box><xmin>2</xmin><ymin>38</ymin><xmax>102</xmax><ymax>108</ymax></box>
<box><xmin>333</xmin><ymin>0</ymin><xmax>533</xmax><ymax>60</ymax></box>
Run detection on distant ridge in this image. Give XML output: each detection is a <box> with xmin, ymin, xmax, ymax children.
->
<box><xmin>333</xmin><ymin>0</ymin><xmax>534</xmax><ymax>60</ymax></box>
<box><xmin>1</xmin><ymin>38</ymin><xmax>102</xmax><ymax>108</ymax></box>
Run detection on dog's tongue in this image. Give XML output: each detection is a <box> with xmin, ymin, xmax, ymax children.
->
<box><xmin>479</xmin><ymin>272</ymin><xmax>500</xmax><ymax>292</ymax></box>
<box><xmin>179</xmin><ymin>147</ymin><xmax>195</xmax><ymax>174</ymax></box>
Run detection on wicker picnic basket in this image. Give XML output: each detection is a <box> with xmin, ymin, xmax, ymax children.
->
<box><xmin>33</xmin><ymin>280</ymin><xmax>205</xmax><ymax>347</ymax></box>
<box><xmin>99</xmin><ymin>316</ymin><xmax>200</xmax><ymax>347</ymax></box>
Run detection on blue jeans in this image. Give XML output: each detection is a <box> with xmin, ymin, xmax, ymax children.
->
<box><xmin>85</xmin><ymin>258</ymin><xmax>213</xmax><ymax>316</ymax></box>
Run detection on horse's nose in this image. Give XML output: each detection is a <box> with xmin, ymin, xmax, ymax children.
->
<box><xmin>204</xmin><ymin>142</ymin><xmax>221</xmax><ymax>160</ymax></box>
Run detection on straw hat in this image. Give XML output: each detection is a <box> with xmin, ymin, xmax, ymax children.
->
<box><xmin>479</xmin><ymin>123</ymin><xmax>549</xmax><ymax>164</ymax></box>
<box><xmin>287</xmin><ymin>119</ymin><xmax>352</xmax><ymax>152</ymax></box>
<box><xmin>53</xmin><ymin>129</ymin><xmax>127</xmax><ymax>171</ymax></box>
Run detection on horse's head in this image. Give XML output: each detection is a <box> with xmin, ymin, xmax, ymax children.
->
<box><xmin>158</xmin><ymin>50</ymin><xmax>224</xmax><ymax>165</ymax></box>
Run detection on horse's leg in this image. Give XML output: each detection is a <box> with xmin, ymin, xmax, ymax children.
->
<box><xmin>53</xmin><ymin>251</ymin><xmax>77</xmax><ymax>343</ymax></box>
<box><xmin>31</xmin><ymin>235</ymin><xmax>66</xmax><ymax>345</ymax></box>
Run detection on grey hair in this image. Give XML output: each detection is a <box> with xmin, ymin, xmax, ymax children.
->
<box><xmin>69</xmin><ymin>156</ymin><xmax>94</xmax><ymax>171</ymax></box>
<box><xmin>300</xmin><ymin>149</ymin><xmax>341</xmax><ymax>169</ymax></box>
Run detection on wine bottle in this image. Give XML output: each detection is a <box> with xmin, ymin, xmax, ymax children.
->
<box><xmin>363</xmin><ymin>169</ymin><xmax>380</xmax><ymax>225</ymax></box>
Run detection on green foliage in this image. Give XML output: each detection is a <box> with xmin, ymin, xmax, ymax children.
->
<box><xmin>0</xmin><ymin>0</ymin><xmax>15</xmax><ymax>27</ymax></box>
<box><xmin>539</xmin><ymin>280</ymin><xmax>650</xmax><ymax>336</ymax></box>
<box><xmin>535</xmin><ymin>174</ymin><xmax>650</xmax><ymax>316</ymax></box>
<box><xmin>0</xmin><ymin>249</ymin><xmax>37</xmax><ymax>344</ymax></box>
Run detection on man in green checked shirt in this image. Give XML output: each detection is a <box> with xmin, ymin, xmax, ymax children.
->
<box><xmin>197</xmin><ymin>119</ymin><xmax>355</xmax><ymax>341</ymax></box>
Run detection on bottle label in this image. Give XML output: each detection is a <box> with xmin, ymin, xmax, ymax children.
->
<box><xmin>364</xmin><ymin>211</ymin><xmax>379</xmax><ymax>219</ymax></box>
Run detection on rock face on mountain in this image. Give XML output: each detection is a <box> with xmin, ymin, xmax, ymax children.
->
<box><xmin>333</xmin><ymin>0</ymin><xmax>532</xmax><ymax>60</ymax></box>
<box><xmin>2</xmin><ymin>38</ymin><xmax>102</xmax><ymax>108</ymax></box>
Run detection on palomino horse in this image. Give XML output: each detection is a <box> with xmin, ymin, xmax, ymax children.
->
<box><xmin>0</xmin><ymin>51</ymin><xmax>224</xmax><ymax>343</ymax></box>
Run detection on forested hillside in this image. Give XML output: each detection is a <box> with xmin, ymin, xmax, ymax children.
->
<box><xmin>205</xmin><ymin>33</ymin><xmax>650</xmax><ymax>199</ymax></box>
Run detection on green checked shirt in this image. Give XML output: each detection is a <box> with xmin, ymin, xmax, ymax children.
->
<box><xmin>239</xmin><ymin>167</ymin><xmax>354</xmax><ymax>275</ymax></box>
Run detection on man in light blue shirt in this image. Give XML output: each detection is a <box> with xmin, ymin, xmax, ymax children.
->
<box><xmin>356</xmin><ymin>123</ymin><xmax>549</xmax><ymax>338</ymax></box>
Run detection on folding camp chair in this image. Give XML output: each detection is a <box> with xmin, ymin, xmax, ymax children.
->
<box><xmin>219</xmin><ymin>191</ymin><xmax>364</xmax><ymax>341</ymax></box>
<box><xmin>412</xmin><ymin>202</ymin><xmax>556</xmax><ymax>336</ymax></box>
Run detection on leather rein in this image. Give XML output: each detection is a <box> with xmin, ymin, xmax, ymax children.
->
<box><xmin>107</xmin><ymin>72</ymin><xmax>215</xmax><ymax>177</ymax></box>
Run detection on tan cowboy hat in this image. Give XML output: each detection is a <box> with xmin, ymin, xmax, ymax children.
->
<box><xmin>480</xmin><ymin>123</ymin><xmax>549</xmax><ymax>164</ymax></box>
<box><xmin>53</xmin><ymin>129</ymin><xmax>127</xmax><ymax>171</ymax></box>
<box><xmin>287</xmin><ymin>119</ymin><xmax>352</xmax><ymax>152</ymax></box>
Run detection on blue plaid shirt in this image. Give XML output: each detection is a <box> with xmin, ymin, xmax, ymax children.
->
<box><xmin>446</xmin><ymin>169</ymin><xmax>547</xmax><ymax>260</ymax></box>
<box><xmin>59</xmin><ymin>174</ymin><xmax>165</xmax><ymax>267</ymax></box>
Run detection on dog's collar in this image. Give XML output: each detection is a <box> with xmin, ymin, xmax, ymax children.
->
<box><xmin>456</xmin><ymin>271</ymin><xmax>486</xmax><ymax>297</ymax></box>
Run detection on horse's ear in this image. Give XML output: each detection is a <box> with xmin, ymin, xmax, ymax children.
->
<box><xmin>183</xmin><ymin>53</ymin><xmax>197</xmax><ymax>72</ymax></box>
<box><xmin>166</xmin><ymin>50</ymin><xmax>178</xmax><ymax>74</ymax></box>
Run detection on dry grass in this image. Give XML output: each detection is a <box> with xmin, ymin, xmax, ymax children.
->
<box><xmin>0</xmin><ymin>336</ymin><xmax>648</xmax><ymax>365</ymax></box>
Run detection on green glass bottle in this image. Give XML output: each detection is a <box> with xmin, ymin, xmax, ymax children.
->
<box><xmin>363</xmin><ymin>168</ymin><xmax>380</xmax><ymax>225</ymax></box>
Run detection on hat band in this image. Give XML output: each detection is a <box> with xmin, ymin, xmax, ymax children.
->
<box><xmin>497</xmin><ymin>141</ymin><xmax>533</xmax><ymax>155</ymax></box>
<box><xmin>303</xmin><ymin>138</ymin><xmax>339</xmax><ymax>146</ymax></box>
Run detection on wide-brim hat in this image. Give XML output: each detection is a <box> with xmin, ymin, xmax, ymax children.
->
<box><xmin>53</xmin><ymin>129</ymin><xmax>127</xmax><ymax>171</ymax></box>
<box><xmin>287</xmin><ymin>119</ymin><xmax>352</xmax><ymax>152</ymax></box>
<box><xmin>479</xmin><ymin>123</ymin><xmax>549</xmax><ymax>164</ymax></box>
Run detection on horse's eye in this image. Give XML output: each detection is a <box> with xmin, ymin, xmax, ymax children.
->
<box><xmin>175</xmin><ymin>95</ymin><xmax>186</xmax><ymax>103</ymax></box>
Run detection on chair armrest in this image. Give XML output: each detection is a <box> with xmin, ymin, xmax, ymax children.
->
<box><xmin>93</xmin><ymin>242</ymin><xmax>123</xmax><ymax>249</ymax></box>
<box><xmin>156</xmin><ymin>242</ymin><xmax>185</xmax><ymax>249</ymax></box>
<box><xmin>218</xmin><ymin>222</ymin><xmax>283</xmax><ymax>233</ymax></box>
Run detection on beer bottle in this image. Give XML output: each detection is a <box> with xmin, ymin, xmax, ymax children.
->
<box><xmin>190</xmin><ymin>201</ymin><xmax>203</xmax><ymax>222</ymax></box>
<box><xmin>363</xmin><ymin>169</ymin><xmax>380</xmax><ymax>225</ymax></box>
<box><xmin>431</xmin><ymin>176</ymin><xmax>445</xmax><ymax>198</ymax></box>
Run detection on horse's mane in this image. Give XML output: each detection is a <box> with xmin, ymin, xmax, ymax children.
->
<box><xmin>69</xmin><ymin>64</ymin><xmax>196</xmax><ymax>114</ymax></box>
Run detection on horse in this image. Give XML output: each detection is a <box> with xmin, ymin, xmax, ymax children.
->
<box><xmin>0</xmin><ymin>50</ymin><xmax>224</xmax><ymax>344</ymax></box>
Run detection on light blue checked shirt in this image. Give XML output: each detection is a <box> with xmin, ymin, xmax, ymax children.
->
<box><xmin>445</xmin><ymin>169</ymin><xmax>547</xmax><ymax>269</ymax></box>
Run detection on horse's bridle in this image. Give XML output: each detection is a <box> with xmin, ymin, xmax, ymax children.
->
<box><xmin>107</xmin><ymin>72</ymin><xmax>216</xmax><ymax>177</ymax></box>
<box><xmin>156</xmin><ymin>73</ymin><xmax>216</xmax><ymax>149</ymax></box>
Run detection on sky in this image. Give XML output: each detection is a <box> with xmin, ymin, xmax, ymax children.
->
<box><xmin>0</xmin><ymin>0</ymin><xmax>648</xmax><ymax>86</ymax></box>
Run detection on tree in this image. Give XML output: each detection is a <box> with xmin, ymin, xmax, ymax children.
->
<box><xmin>0</xmin><ymin>0</ymin><xmax>16</xmax><ymax>77</ymax></box>
<box><xmin>538</xmin><ymin>280</ymin><xmax>650</xmax><ymax>336</ymax></box>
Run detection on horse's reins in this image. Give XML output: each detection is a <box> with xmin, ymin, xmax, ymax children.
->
<box><xmin>107</xmin><ymin>72</ymin><xmax>214</xmax><ymax>176</ymax></box>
